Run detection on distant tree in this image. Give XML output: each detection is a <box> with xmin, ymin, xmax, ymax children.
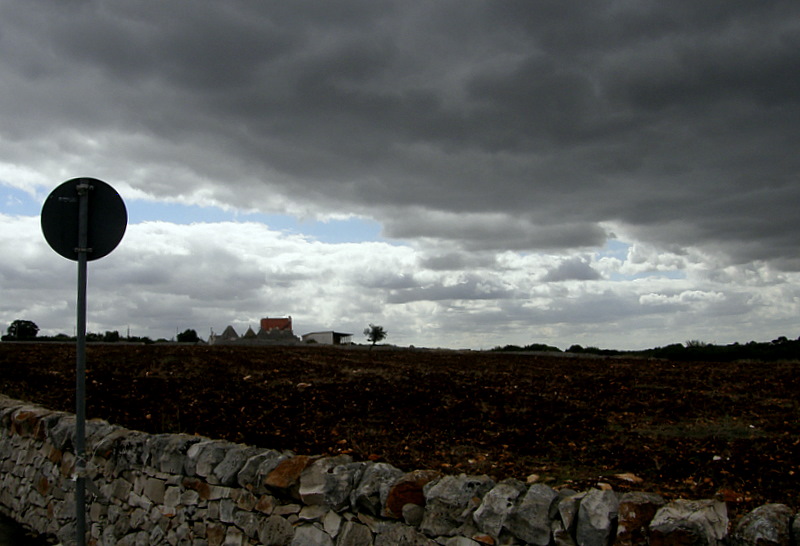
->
<box><xmin>103</xmin><ymin>330</ymin><xmax>120</xmax><ymax>342</ymax></box>
<box><xmin>363</xmin><ymin>324</ymin><xmax>387</xmax><ymax>348</ymax></box>
<box><xmin>6</xmin><ymin>320</ymin><xmax>39</xmax><ymax>340</ymax></box>
<box><xmin>177</xmin><ymin>328</ymin><xmax>200</xmax><ymax>343</ymax></box>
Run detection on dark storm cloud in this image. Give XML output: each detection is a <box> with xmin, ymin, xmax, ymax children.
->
<box><xmin>2</xmin><ymin>1</ymin><xmax>799</xmax><ymax>266</ymax></box>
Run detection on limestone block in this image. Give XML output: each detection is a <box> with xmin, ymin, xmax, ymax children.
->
<box><xmin>553</xmin><ymin>518</ymin><xmax>578</xmax><ymax>546</ymax></box>
<box><xmin>220</xmin><ymin>498</ymin><xmax>236</xmax><ymax>523</ymax></box>
<box><xmin>181</xmin><ymin>488</ymin><xmax>201</xmax><ymax>506</ymax></box>
<box><xmin>238</xmin><ymin>450</ymin><xmax>289</xmax><ymax>491</ymax></box>
<box><xmin>146</xmin><ymin>433</ymin><xmax>204</xmax><ymax>474</ymax></box>
<box><xmin>472</xmin><ymin>479</ymin><xmax>526</xmax><ymax>537</ymax></box>
<box><xmin>224</xmin><ymin>525</ymin><xmax>245</xmax><ymax>545</ymax></box>
<box><xmin>419</xmin><ymin>474</ymin><xmax>495</xmax><ymax>537</ymax></box>
<box><xmin>337</xmin><ymin>520</ymin><xmax>374</xmax><ymax>545</ymax></box>
<box><xmin>325</xmin><ymin>462</ymin><xmax>368</xmax><ymax>512</ymax></box>
<box><xmin>501</xmin><ymin>482</ymin><xmax>557</xmax><ymax>545</ymax></box>
<box><xmin>373</xmin><ymin>521</ymin><xmax>438</xmax><ymax>545</ymax></box>
<box><xmin>291</xmin><ymin>523</ymin><xmax>333</xmax><ymax>546</ymax></box>
<box><xmin>214</xmin><ymin>445</ymin><xmax>262</xmax><ymax>486</ymax></box>
<box><xmin>258</xmin><ymin>515</ymin><xmax>295</xmax><ymax>546</ymax></box>
<box><xmin>444</xmin><ymin>537</ymin><xmax>481</xmax><ymax>546</ymax></box>
<box><xmin>164</xmin><ymin>485</ymin><xmax>181</xmax><ymax>509</ymax></box>
<box><xmin>323</xmin><ymin>509</ymin><xmax>342</xmax><ymax>537</ymax></box>
<box><xmin>649</xmin><ymin>499</ymin><xmax>728</xmax><ymax>546</ymax></box>
<box><xmin>143</xmin><ymin>477</ymin><xmax>167</xmax><ymax>505</ymax></box>
<box><xmin>233</xmin><ymin>510</ymin><xmax>263</xmax><ymax>539</ymax></box>
<box><xmin>189</xmin><ymin>440</ymin><xmax>240</xmax><ymax>483</ymax></box>
<box><xmin>559</xmin><ymin>491</ymin><xmax>586</xmax><ymax>534</ymax></box>
<box><xmin>49</xmin><ymin>415</ymin><xmax>77</xmax><ymax>451</ymax></box>
<box><xmin>351</xmin><ymin>462</ymin><xmax>405</xmax><ymax>517</ymax></box>
<box><xmin>731</xmin><ymin>503</ymin><xmax>793</xmax><ymax>546</ymax></box>
<box><xmin>576</xmin><ymin>488</ymin><xmax>619</xmax><ymax>546</ymax></box>
<box><xmin>299</xmin><ymin>455</ymin><xmax>354</xmax><ymax>506</ymax></box>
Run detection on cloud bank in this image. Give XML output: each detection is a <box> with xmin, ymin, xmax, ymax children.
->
<box><xmin>1</xmin><ymin>1</ymin><xmax>799</xmax><ymax>348</ymax></box>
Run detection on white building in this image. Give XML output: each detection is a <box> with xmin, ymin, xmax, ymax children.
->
<box><xmin>301</xmin><ymin>331</ymin><xmax>353</xmax><ymax>345</ymax></box>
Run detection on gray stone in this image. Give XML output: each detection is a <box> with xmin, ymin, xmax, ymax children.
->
<box><xmin>336</xmin><ymin>521</ymin><xmax>374</xmax><ymax>545</ymax></box>
<box><xmin>351</xmin><ymin>462</ymin><xmax>404</xmax><ymax>516</ymax></box>
<box><xmin>403</xmin><ymin>504</ymin><xmax>425</xmax><ymax>527</ymax></box>
<box><xmin>444</xmin><ymin>538</ymin><xmax>481</xmax><ymax>546</ymax></box>
<box><xmin>214</xmin><ymin>445</ymin><xmax>261</xmax><ymax>486</ymax></box>
<box><xmin>576</xmin><ymin>488</ymin><xmax>618</xmax><ymax>546</ymax></box>
<box><xmin>472</xmin><ymin>480</ymin><xmax>527</xmax><ymax>538</ymax></box>
<box><xmin>146</xmin><ymin>433</ymin><xmax>204</xmax><ymax>474</ymax></box>
<box><xmin>559</xmin><ymin>491</ymin><xmax>586</xmax><ymax>534</ymax></box>
<box><xmin>291</xmin><ymin>524</ymin><xmax>334</xmax><ymax>546</ymax></box>
<box><xmin>324</xmin><ymin>510</ymin><xmax>343</xmax><ymax>537</ymax></box>
<box><xmin>237</xmin><ymin>449</ymin><xmax>287</xmax><ymax>490</ymax></box>
<box><xmin>224</xmin><ymin>526</ymin><xmax>245</xmax><ymax>546</ymax></box>
<box><xmin>189</xmin><ymin>441</ymin><xmax>239</xmax><ymax>483</ymax></box>
<box><xmin>419</xmin><ymin>474</ymin><xmax>495</xmax><ymax>537</ymax></box>
<box><xmin>233</xmin><ymin>510</ymin><xmax>263</xmax><ymax>539</ymax></box>
<box><xmin>503</xmin><ymin>483</ymin><xmax>558</xmax><ymax>545</ymax></box>
<box><xmin>143</xmin><ymin>477</ymin><xmax>166</xmax><ymax>505</ymax></box>
<box><xmin>373</xmin><ymin>522</ymin><xmax>438</xmax><ymax>546</ymax></box>
<box><xmin>326</xmin><ymin>462</ymin><xmax>368</xmax><ymax>511</ymax></box>
<box><xmin>300</xmin><ymin>455</ymin><xmax>354</xmax><ymax>506</ymax></box>
<box><xmin>220</xmin><ymin>498</ymin><xmax>236</xmax><ymax>523</ymax></box>
<box><xmin>732</xmin><ymin>504</ymin><xmax>793</xmax><ymax>546</ymax></box>
<box><xmin>553</xmin><ymin>518</ymin><xmax>578</xmax><ymax>546</ymax></box>
<box><xmin>49</xmin><ymin>415</ymin><xmax>77</xmax><ymax>451</ymax></box>
<box><xmin>649</xmin><ymin>499</ymin><xmax>728</xmax><ymax>546</ymax></box>
<box><xmin>300</xmin><ymin>504</ymin><xmax>330</xmax><ymax>522</ymax></box>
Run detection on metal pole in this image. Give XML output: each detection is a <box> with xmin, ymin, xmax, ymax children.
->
<box><xmin>75</xmin><ymin>181</ymin><xmax>91</xmax><ymax>546</ymax></box>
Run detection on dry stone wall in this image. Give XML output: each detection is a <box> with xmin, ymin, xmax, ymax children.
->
<box><xmin>1</xmin><ymin>394</ymin><xmax>798</xmax><ymax>546</ymax></box>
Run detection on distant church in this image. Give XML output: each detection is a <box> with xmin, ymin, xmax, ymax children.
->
<box><xmin>208</xmin><ymin>317</ymin><xmax>301</xmax><ymax>345</ymax></box>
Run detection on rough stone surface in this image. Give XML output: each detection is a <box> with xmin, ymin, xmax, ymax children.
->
<box><xmin>731</xmin><ymin>503</ymin><xmax>793</xmax><ymax>546</ymax></box>
<box><xmin>351</xmin><ymin>462</ymin><xmax>404</xmax><ymax>517</ymax></box>
<box><xmin>472</xmin><ymin>479</ymin><xmax>527</xmax><ymax>538</ymax></box>
<box><xmin>616</xmin><ymin>491</ymin><xmax>665</xmax><ymax>546</ymax></box>
<box><xmin>291</xmin><ymin>523</ymin><xmax>334</xmax><ymax>546</ymax></box>
<box><xmin>385</xmin><ymin>469</ymin><xmax>441</xmax><ymax>519</ymax></box>
<box><xmin>419</xmin><ymin>474</ymin><xmax>495</xmax><ymax>537</ymax></box>
<box><xmin>649</xmin><ymin>499</ymin><xmax>728</xmax><ymax>546</ymax></box>
<box><xmin>576</xmin><ymin>488</ymin><xmax>619</xmax><ymax>546</ymax></box>
<box><xmin>503</xmin><ymin>482</ymin><xmax>558</xmax><ymax>545</ymax></box>
<box><xmin>337</xmin><ymin>520</ymin><xmax>374</xmax><ymax>545</ymax></box>
<box><xmin>299</xmin><ymin>454</ymin><xmax>353</xmax><ymax>506</ymax></box>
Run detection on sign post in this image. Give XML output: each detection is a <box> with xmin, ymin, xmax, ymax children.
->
<box><xmin>41</xmin><ymin>177</ymin><xmax>127</xmax><ymax>546</ymax></box>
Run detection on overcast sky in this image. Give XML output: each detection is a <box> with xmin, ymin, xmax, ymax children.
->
<box><xmin>1</xmin><ymin>1</ymin><xmax>799</xmax><ymax>350</ymax></box>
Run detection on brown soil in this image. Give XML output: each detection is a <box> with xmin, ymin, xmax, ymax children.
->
<box><xmin>1</xmin><ymin>343</ymin><xmax>798</xmax><ymax>517</ymax></box>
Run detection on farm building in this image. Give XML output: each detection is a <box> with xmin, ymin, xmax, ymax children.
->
<box><xmin>208</xmin><ymin>317</ymin><xmax>300</xmax><ymax>345</ymax></box>
<box><xmin>301</xmin><ymin>331</ymin><xmax>353</xmax><ymax>345</ymax></box>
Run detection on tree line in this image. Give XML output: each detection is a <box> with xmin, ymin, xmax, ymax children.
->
<box><xmin>492</xmin><ymin>336</ymin><xmax>800</xmax><ymax>362</ymax></box>
<box><xmin>1</xmin><ymin>320</ymin><xmax>200</xmax><ymax>344</ymax></box>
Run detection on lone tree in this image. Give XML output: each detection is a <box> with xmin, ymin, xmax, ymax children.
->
<box><xmin>364</xmin><ymin>324</ymin><xmax>387</xmax><ymax>348</ymax></box>
<box><xmin>6</xmin><ymin>320</ymin><xmax>39</xmax><ymax>340</ymax></box>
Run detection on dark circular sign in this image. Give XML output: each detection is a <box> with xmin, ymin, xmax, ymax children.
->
<box><xmin>41</xmin><ymin>177</ymin><xmax>127</xmax><ymax>261</ymax></box>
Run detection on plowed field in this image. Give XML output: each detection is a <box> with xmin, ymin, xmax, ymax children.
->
<box><xmin>1</xmin><ymin>343</ymin><xmax>798</xmax><ymax>517</ymax></box>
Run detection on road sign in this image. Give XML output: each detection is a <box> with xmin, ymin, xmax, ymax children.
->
<box><xmin>41</xmin><ymin>177</ymin><xmax>127</xmax><ymax>261</ymax></box>
<box><xmin>41</xmin><ymin>177</ymin><xmax>127</xmax><ymax>546</ymax></box>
